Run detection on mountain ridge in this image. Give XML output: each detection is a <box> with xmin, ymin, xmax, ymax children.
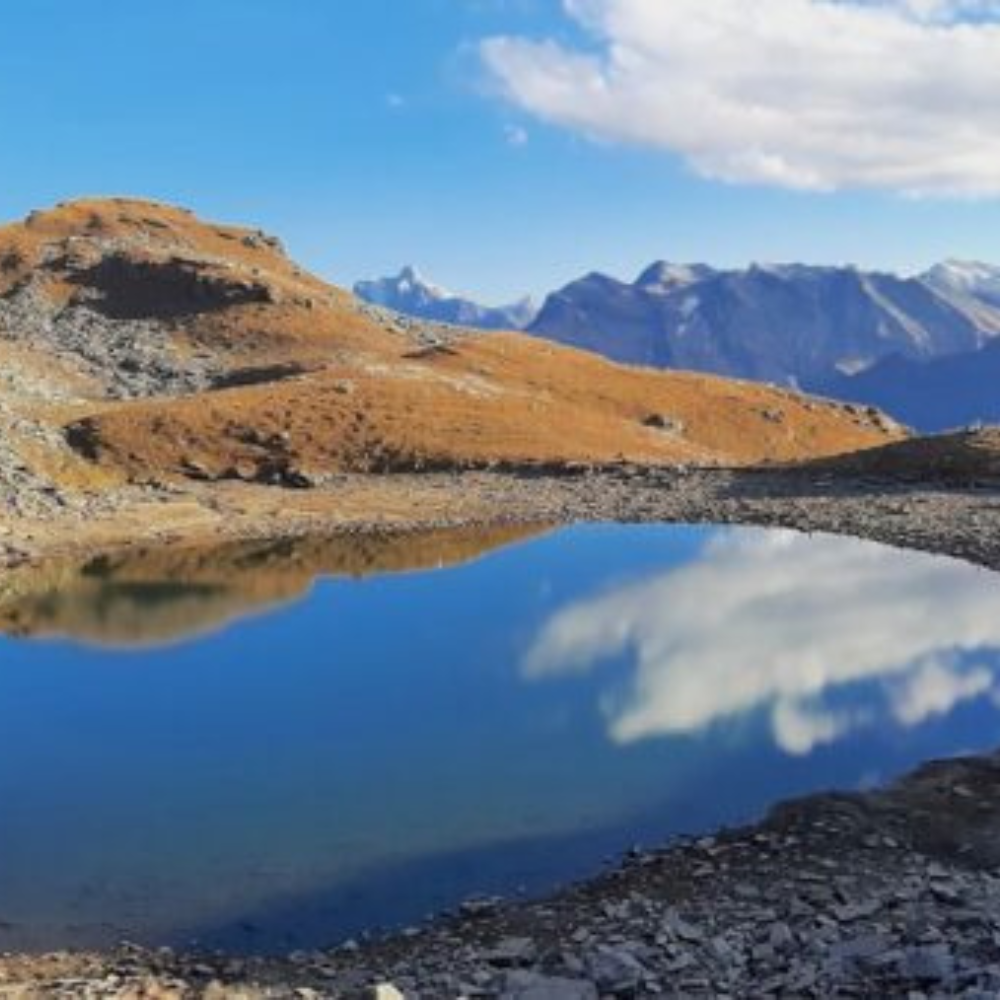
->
<box><xmin>355</xmin><ymin>266</ymin><xmax>537</xmax><ymax>331</ymax></box>
<box><xmin>528</xmin><ymin>259</ymin><xmax>1000</xmax><ymax>386</ymax></box>
<box><xmin>819</xmin><ymin>339</ymin><xmax>1000</xmax><ymax>432</ymax></box>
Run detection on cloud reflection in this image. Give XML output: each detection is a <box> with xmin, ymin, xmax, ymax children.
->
<box><xmin>524</xmin><ymin>530</ymin><xmax>1000</xmax><ymax>754</ymax></box>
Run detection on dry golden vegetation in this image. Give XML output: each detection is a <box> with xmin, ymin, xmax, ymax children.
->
<box><xmin>0</xmin><ymin>197</ymin><xmax>906</xmax><ymax>505</ymax></box>
<box><xmin>68</xmin><ymin>335</ymin><xmax>907</xmax><ymax>482</ymax></box>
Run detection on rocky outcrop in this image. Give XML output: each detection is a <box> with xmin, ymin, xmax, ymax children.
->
<box><xmin>62</xmin><ymin>250</ymin><xmax>278</xmax><ymax>320</ymax></box>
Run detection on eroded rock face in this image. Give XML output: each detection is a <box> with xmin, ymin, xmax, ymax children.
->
<box><xmin>0</xmin><ymin>198</ymin><xmax>333</xmax><ymax>400</ymax></box>
<box><xmin>61</xmin><ymin>251</ymin><xmax>278</xmax><ymax>320</ymax></box>
<box><xmin>0</xmin><ymin>277</ymin><xmax>218</xmax><ymax>397</ymax></box>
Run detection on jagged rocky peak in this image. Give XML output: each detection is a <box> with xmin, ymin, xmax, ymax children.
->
<box><xmin>355</xmin><ymin>266</ymin><xmax>537</xmax><ymax>330</ymax></box>
<box><xmin>358</xmin><ymin>265</ymin><xmax>449</xmax><ymax>309</ymax></box>
<box><xmin>922</xmin><ymin>260</ymin><xmax>1000</xmax><ymax>306</ymax></box>
<box><xmin>529</xmin><ymin>256</ymin><xmax>1000</xmax><ymax>387</ymax></box>
<box><xmin>635</xmin><ymin>262</ymin><xmax>716</xmax><ymax>290</ymax></box>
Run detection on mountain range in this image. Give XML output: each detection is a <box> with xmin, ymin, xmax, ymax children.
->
<box><xmin>358</xmin><ymin>261</ymin><xmax>1000</xmax><ymax>431</ymax></box>
<box><xmin>354</xmin><ymin>266</ymin><xmax>537</xmax><ymax>331</ymax></box>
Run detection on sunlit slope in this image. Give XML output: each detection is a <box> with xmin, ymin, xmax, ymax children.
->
<box><xmin>0</xmin><ymin>197</ymin><xmax>904</xmax><ymax>488</ymax></box>
<box><xmin>65</xmin><ymin>337</ymin><xmax>904</xmax><ymax>480</ymax></box>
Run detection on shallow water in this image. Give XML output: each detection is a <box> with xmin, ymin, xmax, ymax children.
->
<box><xmin>2</xmin><ymin>524</ymin><xmax>1000</xmax><ymax>953</ymax></box>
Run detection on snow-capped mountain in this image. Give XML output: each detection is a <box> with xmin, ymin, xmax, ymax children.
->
<box><xmin>923</xmin><ymin>260</ymin><xmax>1000</xmax><ymax>308</ymax></box>
<box><xmin>354</xmin><ymin>266</ymin><xmax>537</xmax><ymax>331</ymax></box>
<box><xmin>528</xmin><ymin>261</ymin><xmax>1000</xmax><ymax>387</ymax></box>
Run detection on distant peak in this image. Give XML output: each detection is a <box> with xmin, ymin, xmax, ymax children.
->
<box><xmin>635</xmin><ymin>261</ymin><xmax>714</xmax><ymax>289</ymax></box>
<box><xmin>922</xmin><ymin>259</ymin><xmax>1000</xmax><ymax>300</ymax></box>
<box><xmin>394</xmin><ymin>265</ymin><xmax>449</xmax><ymax>297</ymax></box>
<box><xmin>397</xmin><ymin>264</ymin><xmax>424</xmax><ymax>283</ymax></box>
<box><xmin>355</xmin><ymin>266</ymin><xmax>537</xmax><ymax>330</ymax></box>
<box><xmin>928</xmin><ymin>259</ymin><xmax>1000</xmax><ymax>278</ymax></box>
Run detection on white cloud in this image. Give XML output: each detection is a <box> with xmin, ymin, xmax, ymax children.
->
<box><xmin>889</xmin><ymin>657</ymin><xmax>993</xmax><ymax>724</ymax></box>
<box><xmin>523</xmin><ymin>529</ymin><xmax>1000</xmax><ymax>754</ymax></box>
<box><xmin>771</xmin><ymin>699</ymin><xmax>859</xmax><ymax>755</ymax></box>
<box><xmin>480</xmin><ymin>0</ymin><xmax>1000</xmax><ymax>194</ymax></box>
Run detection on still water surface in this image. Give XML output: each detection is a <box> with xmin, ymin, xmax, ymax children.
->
<box><xmin>2</xmin><ymin>524</ymin><xmax>1000</xmax><ymax>953</ymax></box>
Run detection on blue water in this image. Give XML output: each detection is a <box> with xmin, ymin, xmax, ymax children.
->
<box><xmin>2</xmin><ymin>523</ymin><xmax>1000</xmax><ymax>953</ymax></box>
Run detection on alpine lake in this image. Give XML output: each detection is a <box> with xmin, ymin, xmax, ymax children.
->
<box><xmin>2</xmin><ymin>522</ymin><xmax>999</xmax><ymax>953</ymax></box>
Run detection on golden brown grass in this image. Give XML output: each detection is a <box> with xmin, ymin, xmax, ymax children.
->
<box><xmin>0</xmin><ymin>197</ymin><xmax>905</xmax><ymax>486</ymax></box>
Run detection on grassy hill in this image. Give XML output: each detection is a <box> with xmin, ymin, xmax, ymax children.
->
<box><xmin>0</xmin><ymin>198</ymin><xmax>904</xmax><ymax>496</ymax></box>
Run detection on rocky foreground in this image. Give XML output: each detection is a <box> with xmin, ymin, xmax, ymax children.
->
<box><xmin>5</xmin><ymin>749</ymin><xmax>1000</xmax><ymax>998</ymax></box>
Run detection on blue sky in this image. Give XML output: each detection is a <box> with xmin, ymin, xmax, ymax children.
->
<box><xmin>1</xmin><ymin>0</ymin><xmax>999</xmax><ymax>302</ymax></box>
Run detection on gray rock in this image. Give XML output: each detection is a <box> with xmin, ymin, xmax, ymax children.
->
<box><xmin>768</xmin><ymin>921</ymin><xmax>795</xmax><ymax>951</ymax></box>
<box><xmin>483</xmin><ymin>937</ymin><xmax>538</xmax><ymax>967</ymax></box>
<box><xmin>460</xmin><ymin>896</ymin><xmax>502</xmax><ymax>919</ymax></box>
<box><xmin>501</xmin><ymin>970</ymin><xmax>599</xmax><ymax>999</ymax></box>
<box><xmin>585</xmin><ymin>945</ymin><xmax>647</xmax><ymax>994</ymax></box>
<box><xmin>833</xmin><ymin>899</ymin><xmax>882</xmax><ymax>922</ymax></box>
<box><xmin>899</xmin><ymin>944</ymin><xmax>955</xmax><ymax>983</ymax></box>
<box><xmin>830</xmin><ymin>933</ymin><xmax>895</xmax><ymax>968</ymax></box>
<box><xmin>662</xmin><ymin>909</ymin><xmax>704</xmax><ymax>944</ymax></box>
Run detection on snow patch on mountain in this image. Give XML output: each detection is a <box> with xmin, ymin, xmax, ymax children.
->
<box><xmin>355</xmin><ymin>267</ymin><xmax>537</xmax><ymax>331</ymax></box>
<box><xmin>923</xmin><ymin>260</ymin><xmax>1000</xmax><ymax>308</ymax></box>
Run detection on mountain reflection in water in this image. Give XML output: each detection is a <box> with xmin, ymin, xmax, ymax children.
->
<box><xmin>1</xmin><ymin>523</ymin><xmax>1000</xmax><ymax>954</ymax></box>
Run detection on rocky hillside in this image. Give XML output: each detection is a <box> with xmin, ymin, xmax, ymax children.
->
<box><xmin>0</xmin><ymin>198</ymin><xmax>904</xmax><ymax>512</ymax></box>
<box><xmin>528</xmin><ymin>261</ymin><xmax>1000</xmax><ymax>387</ymax></box>
<box><xmin>804</xmin><ymin>428</ymin><xmax>1000</xmax><ymax>485</ymax></box>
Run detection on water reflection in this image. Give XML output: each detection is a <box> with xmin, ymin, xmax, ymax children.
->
<box><xmin>525</xmin><ymin>529</ymin><xmax>1000</xmax><ymax>754</ymax></box>
<box><xmin>2</xmin><ymin>524</ymin><xmax>1000</xmax><ymax>953</ymax></box>
<box><xmin>0</xmin><ymin>525</ymin><xmax>548</xmax><ymax>647</ymax></box>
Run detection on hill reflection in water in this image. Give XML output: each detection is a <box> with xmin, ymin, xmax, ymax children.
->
<box><xmin>0</xmin><ymin>525</ymin><xmax>549</xmax><ymax>647</ymax></box>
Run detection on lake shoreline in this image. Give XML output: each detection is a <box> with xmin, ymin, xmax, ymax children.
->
<box><xmin>5</xmin><ymin>468</ymin><xmax>1000</xmax><ymax>996</ymax></box>
<box><xmin>4</xmin><ymin>747</ymin><xmax>1000</xmax><ymax>996</ymax></box>
<box><xmin>5</xmin><ymin>465</ymin><xmax>1000</xmax><ymax>575</ymax></box>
